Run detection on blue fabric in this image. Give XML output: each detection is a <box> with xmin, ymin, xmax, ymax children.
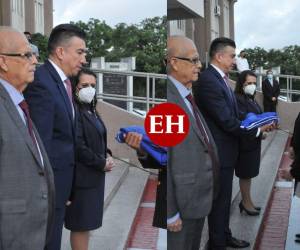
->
<box><xmin>240</xmin><ymin>112</ymin><xmax>279</xmax><ymax>130</ymax></box>
<box><xmin>116</xmin><ymin>126</ymin><xmax>167</xmax><ymax>166</ymax></box>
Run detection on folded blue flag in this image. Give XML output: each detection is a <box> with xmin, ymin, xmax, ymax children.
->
<box><xmin>116</xmin><ymin>126</ymin><xmax>167</xmax><ymax>166</ymax></box>
<box><xmin>240</xmin><ymin>112</ymin><xmax>279</xmax><ymax>130</ymax></box>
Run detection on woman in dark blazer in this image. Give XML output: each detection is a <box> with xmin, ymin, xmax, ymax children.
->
<box><xmin>65</xmin><ymin>69</ymin><xmax>113</xmax><ymax>249</ymax></box>
<box><xmin>234</xmin><ymin>70</ymin><xmax>263</xmax><ymax>216</ymax></box>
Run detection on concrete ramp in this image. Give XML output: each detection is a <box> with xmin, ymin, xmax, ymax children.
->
<box><xmin>200</xmin><ymin>130</ymin><xmax>289</xmax><ymax>250</ymax></box>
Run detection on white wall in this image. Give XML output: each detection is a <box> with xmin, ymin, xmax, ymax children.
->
<box><xmin>11</xmin><ymin>0</ymin><xmax>25</xmax><ymax>31</ymax></box>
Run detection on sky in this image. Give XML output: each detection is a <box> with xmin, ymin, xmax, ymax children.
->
<box><xmin>235</xmin><ymin>0</ymin><xmax>300</xmax><ymax>50</ymax></box>
<box><xmin>53</xmin><ymin>0</ymin><xmax>166</xmax><ymax>27</ymax></box>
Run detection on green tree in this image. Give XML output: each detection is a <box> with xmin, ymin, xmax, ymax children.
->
<box><xmin>31</xmin><ymin>33</ymin><xmax>48</xmax><ymax>62</ymax></box>
<box><xmin>72</xmin><ymin>19</ymin><xmax>113</xmax><ymax>62</ymax></box>
<box><xmin>31</xmin><ymin>16</ymin><xmax>166</xmax><ymax>74</ymax></box>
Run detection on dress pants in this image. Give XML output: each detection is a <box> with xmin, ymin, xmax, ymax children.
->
<box><xmin>168</xmin><ymin>218</ymin><xmax>205</xmax><ymax>250</ymax></box>
<box><xmin>264</xmin><ymin>102</ymin><xmax>277</xmax><ymax>112</ymax></box>
<box><xmin>208</xmin><ymin>167</ymin><xmax>234</xmax><ymax>249</ymax></box>
<box><xmin>44</xmin><ymin>207</ymin><xmax>65</xmax><ymax>250</ymax></box>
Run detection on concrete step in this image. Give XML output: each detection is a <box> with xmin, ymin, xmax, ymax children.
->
<box><xmin>61</xmin><ymin>159</ymin><xmax>145</xmax><ymax>250</ymax></box>
<box><xmin>200</xmin><ymin>130</ymin><xmax>288</xmax><ymax>250</ymax></box>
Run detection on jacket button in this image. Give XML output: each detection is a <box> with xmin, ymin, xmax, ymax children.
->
<box><xmin>157</xmin><ymin>181</ymin><xmax>161</xmax><ymax>186</ymax></box>
<box><xmin>39</xmin><ymin>172</ymin><xmax>45</xmax><ymax>176</ymax></box>
<box><xmin>42</xmin><ymin>194</ymin><xmax>48</xmax><ymax>199</ymax></box>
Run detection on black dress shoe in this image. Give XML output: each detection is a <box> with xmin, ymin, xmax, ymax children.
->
<box><xmin>296</xmin><ymin>233</ymin><xmax>300</xmax><ymax>238</ymax></box>
<box><xmin>226</xmin><ymin>236</ymin><xmax>250</xmax><ymax>248</ymax></box>
<box><xmin>239</xmin><ymin>202</ymin><xmax>260</xmax><ymax>216</ymax></box>
<box><xmin>295</xmin><ymin>239</ymin><xmax>300</xmax><ymax>243</ymax></box>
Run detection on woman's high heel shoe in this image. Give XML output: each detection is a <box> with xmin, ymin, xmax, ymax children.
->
<box><xmin>239</xmin><ymin>202</ymin><xmax>260</xmax><ymax>216</ymax></box>
<box><xmin>254</xmin><ymin>206</ymin><xmax>261</xmax><ymax>211</ymax></box>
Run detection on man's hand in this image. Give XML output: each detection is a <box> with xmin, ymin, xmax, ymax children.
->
<box><xmin>125</xmin><ymin>132</ymin><xmax>146</xmax><ymax>155</ymax></box>
<box><xmin>279</xmin><ymin>167</ymin><xmax>293</xmax><ymax>181</ymax></box>
<box><xmin>167</xmin><ymin>217</ymin><xmax>182</xmax><ymax>232</ymax></box>
<box><xmin>260</xmin><ymin>122</ymin><xmax>276</xmax><ymax>133</ymax></box>
<box><xmin>289</xmin><ymin>147</ymin><xmax>295</xmax><ymax>160</ymax></box>
<box><xmin>272</xmin><ymin>97</ymin><xmax>276</xmax><ymax>101</ymax></box>
<box><xmin>104</xmin><ymin>156</ymin><xmax>114</xmax><ymax>172</ymax></box>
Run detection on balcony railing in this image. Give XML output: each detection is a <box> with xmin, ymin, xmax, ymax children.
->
<box><xmin>90</xmin><ymin>68</ymin><xmax>167</xmax><ymax>114</ymax></box>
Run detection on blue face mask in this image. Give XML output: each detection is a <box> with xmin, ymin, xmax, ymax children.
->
<box><xmin>267</xmin><ymin>74</ymin><xmax>273</xmax><ymax>80</ymax></box>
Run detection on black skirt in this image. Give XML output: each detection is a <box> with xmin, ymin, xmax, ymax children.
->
<box><xmin>65</xmin><ymin>182</ymin><xmax>104</xmax><ymax>231</ymax></box>
<box><xmin>235</xmin><ymin>145</ymin><xmax>261</xmax><ymax>179</ymax></box>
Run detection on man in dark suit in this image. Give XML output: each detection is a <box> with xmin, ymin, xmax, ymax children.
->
<box><xmin>0</xmin><ymin>26</ymin><xmax>55</xmax><ymax>249</ymax></box>
<box><xmin>125</xmin><ymin>132</ymin><xmax>166</xmax><ymax>229</ymax></box>
<box><xmin>24</xmin><ymin>24</ymin><xmax>87</xmax><ymax>250</ymax></box>
<box><xmin>262</xmin><ymin>69</ymin><xmax>280</xmax><ymax>112</ymax></box>
<box><xmin>193</xmin><ymin>37</ymin><xmax>272</xmax><ymax>250</ymax></box>
<box><xmin>167</xmin><ymin>36</ymin><xmax>219</xmax><ymax>250</ymax></box>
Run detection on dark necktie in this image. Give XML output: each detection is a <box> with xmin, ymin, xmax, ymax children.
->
<box><xmin>19</xmin><ymin>100</ymin><xmax>38</xmax><ymax>149</ymax></box>
<box><xmin>186</xmin><ymin>93</ymin><xmax>210</xmax><ymax>145</ymax></box>
<box><xmin>186</xmin><ymin>93</ymin><xmax>220</xmax><ymax>197</ymax></box>
<box><xmin>64</xmin><ymin>78</ymin><xmax>73</xmax><ymax>106</ymax></box>
<box><xmin>223</xmin><ymin>75</ymin><xmax>235</xmax><ymax>102</ymax></box>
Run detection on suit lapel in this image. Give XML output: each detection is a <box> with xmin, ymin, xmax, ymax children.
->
<box><xmin>45</xmin><ymin>60</ymin><xmax>74</xmax><ymax>125</ymax></box>
<box><xmin>82</xmin><ymin>108</ymin><xmax>106</xmax><ymax>138</ymax></box>
<box><xmin>167</xmin><ymin>79</ymin><xmax>207</xmax><ymax>148</ymax></box>
<box><xmin>0</xmin><ymin>84</ymin><xmax>43</xmax><ymax>168</ymax></box>
<box><xmin>208</xmin><ymin>65</ymin><xmax>239</xmax><ymax>116</ymax></box>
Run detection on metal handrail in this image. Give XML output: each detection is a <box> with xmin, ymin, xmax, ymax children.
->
<box><xmin>230</xmin><ymin>70</ymin><xmax>300</xmax><ymax>102</ymax></box>
<box><xmin>91</xmin><ymin>68</ymin><xmax>167</xmax><ymax>112</ymax></box>
<box><xmin>91</xmin><ymin>68</ymin><xmax>167</xmax><ymax>79</ymax></box>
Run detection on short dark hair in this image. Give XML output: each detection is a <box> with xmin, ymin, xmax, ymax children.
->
<box><xmin>24</xmin><ymin>31</ymin><xmax>31</xmax><ymax>36</ymax></box>
<box><xmin>240</xmin><ymin>50</ymin><xmax>245</xmax><ymax>54</ymax></box>
<box><xmin>234</xmin><ymin>70</ymin><xmax>257</xmax><ymax>95</ymax></box>
<box><xmin>209</xmin><ymin>37</ymin><xmax>236</xmax><ymax>58</ymax></box>
<box><xmin>48</xmin><ymin>24</ymin><xmax>86</xmax><ymax>54</ymax></box>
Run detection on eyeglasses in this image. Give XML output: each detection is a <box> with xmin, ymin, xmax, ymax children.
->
<box><xmin>0</xmin><ymin>52</ymin><xmax>36</xmax><ymax>60</ymax></box>
<box><xmin>173</xmin><ymin>56</ymin><xmax>201</xmax><ymax>65</ymax></box>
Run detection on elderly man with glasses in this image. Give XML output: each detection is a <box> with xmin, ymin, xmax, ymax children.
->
<box><xmin>167</xmin><ymin>35</ymin><xmax>219</xmax><ymax>250</ymax></box>
<box><xmin>0</xmin><ymin>26</ymin><xmax>55</xmax><ymax>250</ymax></box>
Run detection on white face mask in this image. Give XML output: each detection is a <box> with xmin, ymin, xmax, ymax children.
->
<box><xmin>78</xmin><ymin>86</ymin><xmax>96</xmax><ymax>103</ymax></box>
<box><xmin>244</xmin><ymin>84</ymin><xmax>256</xmax><ymax>96</ymax></box>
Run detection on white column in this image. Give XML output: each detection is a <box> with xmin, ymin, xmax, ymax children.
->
<box><xmin>127</xmin><ymin>75</ymin><xmax>133</xmax><ymax>113</ymax></box>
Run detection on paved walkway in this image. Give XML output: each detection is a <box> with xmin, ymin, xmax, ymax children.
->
<box><xmin>256</xmin><ymin>136</ymin><xmax>300</xmax><ymax>250</ymax></box>
<box><xmin>126</xmin><ymin>175</ymin><xmax>167</xmax><ymax>250</ymax></box>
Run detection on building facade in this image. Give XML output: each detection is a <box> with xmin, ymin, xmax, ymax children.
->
<box><xmin>168</xmin><ymin>0</ymin><xmax>237</xmax><ymax>65</ymax></box>
<box><xmin>0</xmin><ymin>0</ymin><xmax>53</xmax><ymax>35</ymax></box>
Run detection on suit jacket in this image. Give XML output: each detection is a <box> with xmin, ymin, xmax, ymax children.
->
<box><xmin>139</xmin><ymin>155</ymin><xmax>166</xmax><ymax>229</ymax></box>
<box><xmin>167</xmin><ymin>78</ymin><xmax>217</xmax><ymax>220</ymax></box>
<box><xmin>193</xmin><ymin>65</ymin><xmax>258</xmax><ymax>168</ymax></box>
<box><xmin>74</xmin><ymin>104</ymin><xmax>108</xmax><ymax>188</ymax></box>
<box><xmin>24</xmin><ymin>59</ymin><xmax>76</xmax><ymax>208</ymax></box>
<box><xmin>262</xmin><ymin>78</ymin><xmax>280</xmax><ymax>105</ymax></box>
<box><xmin>0</xmin><ymin>83</ymin><xmax>55</xmax><ymax>249</ymax></box>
